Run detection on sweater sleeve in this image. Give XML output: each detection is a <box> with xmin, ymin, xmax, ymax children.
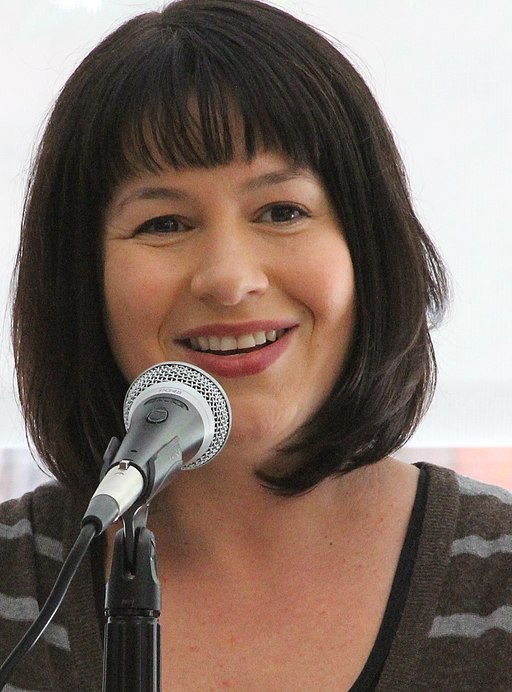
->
<box><xmin>379</xmin><ymin>465</ymin><xmax>512</xmax><ymax>692</ymax></box>
<box><xmin>0</xmin><ymin>483</ymin><xmax>103</xmax><ymax>692</ymax></box>
<box><xmin>419</xmin><ymin>473</ymin><xmax>512</xmax><ymax>691</ymax></box>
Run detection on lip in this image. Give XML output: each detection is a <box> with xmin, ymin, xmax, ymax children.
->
<box><xmin>176</xmin><ymin>323</ymin><xmax>297</xmax><ymax>378</ymax></box>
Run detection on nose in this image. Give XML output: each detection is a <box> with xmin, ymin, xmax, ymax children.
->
<box><xmin>190</xmin><ymin>226</ymin><xmax>269</xmax><ymax>306</ymax></box>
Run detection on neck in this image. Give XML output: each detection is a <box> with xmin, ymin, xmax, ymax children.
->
<box><xmin>140</xmin><ymin>456</ymin><xmax>389</xmax><ymax>573</ymax></box>
<box><xmin>105</xmin><ymin>456</ymin><xmax>418</xmax><ymax>583</ymax></box>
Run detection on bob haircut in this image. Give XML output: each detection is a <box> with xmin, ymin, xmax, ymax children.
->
<box><xmin>12</xmin><ymin>0</ymin><xmax>449</xmax><ymax>497</ymax></box>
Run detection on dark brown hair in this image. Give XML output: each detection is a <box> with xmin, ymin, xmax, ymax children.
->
<box><xmin>12</xmin><ymin>0</ymin><xmax>449</xmax><ymax>497</ymax></box>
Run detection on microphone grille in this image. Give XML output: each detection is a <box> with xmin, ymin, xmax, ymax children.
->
<box><xmin>123</xmin><ymin>361</ymin><xmax>231</xmax><ymax>468</ymax></box>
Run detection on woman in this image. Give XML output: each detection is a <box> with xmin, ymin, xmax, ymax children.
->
<box><xmin>1</xmin><ymin>0</ymin><xmax>511</xmax><ymax>689</ymax></box>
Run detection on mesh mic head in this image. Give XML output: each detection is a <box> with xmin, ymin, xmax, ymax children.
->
<box><xmin>123</xmin><ymin>361</ymin><xmax>232</xmax><ymax>468</ymax></box>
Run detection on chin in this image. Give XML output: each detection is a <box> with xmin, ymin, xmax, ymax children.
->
<box><xmin>228</xmin><ymin>410</ymin><xmax>299</xmax><ymax>453</ymax></box>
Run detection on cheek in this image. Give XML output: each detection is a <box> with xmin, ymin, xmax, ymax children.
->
<box><xmin>294</xmin><ymin>241</ymin><xmax>355</xmax><ymax>336</ymax></box>
<box><xmin>102</xmin><ymin>247</ymin><xmax>174</xmax><ymax>379</ymax></box>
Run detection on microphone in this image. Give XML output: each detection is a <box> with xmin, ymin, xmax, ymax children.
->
<box><xmin>82</xmin><ymin>361</ymin><xmax>231</xmax><ymax>533</ymax></box>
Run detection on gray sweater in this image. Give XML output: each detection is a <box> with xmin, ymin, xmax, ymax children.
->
<box><xmin>0</xmin><ymin>464</ymin><xmax>511</xmax><ymax>691</ymax></box>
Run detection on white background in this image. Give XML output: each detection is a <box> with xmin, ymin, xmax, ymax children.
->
<box><xmin>1</xmin><ymin>0</ymin><xmax>511</xmax><ymax>455</ymax></box>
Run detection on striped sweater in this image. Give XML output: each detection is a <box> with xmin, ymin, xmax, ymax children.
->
<box><xmin>0</xmin><ymin>463</ymin><xmax>511</xmax><ymax>691</ymax></box>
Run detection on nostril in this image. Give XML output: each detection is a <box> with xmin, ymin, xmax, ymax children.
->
<box><xmin>189</xmin><ymin>255</ymin><xmax>269</xmax><ymax>306</ymax></box>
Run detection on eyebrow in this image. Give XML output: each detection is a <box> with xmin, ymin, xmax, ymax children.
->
<box><xmin>244</xmin><ymin>168</ymin><xmax>314</xmax><ymax>191</ymax></box>
<box><xmin>113</xmin><ymin>186</ymin><xmax>188</xmax><ymax>213</ymax></box>
<box><xmin>112</xmin><ymin>166</ymin><xmax>315</xmax><ymax>213</ymax></box>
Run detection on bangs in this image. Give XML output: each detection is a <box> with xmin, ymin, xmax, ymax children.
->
<box><xmin>92</xmin><ymin>23</ymin><xmax>323</xmax><ymax>189</ymax></box>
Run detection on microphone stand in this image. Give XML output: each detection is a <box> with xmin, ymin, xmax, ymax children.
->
<box><xmin>102</xmin><ymin>504</ymin><xmax>161</xmax><ymax>691</ymax></box>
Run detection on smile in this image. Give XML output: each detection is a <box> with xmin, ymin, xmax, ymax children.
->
<box><xmin>187</xmin><ymin>329</ymin><xmax>287</xmax><ymax>355</ymax></box>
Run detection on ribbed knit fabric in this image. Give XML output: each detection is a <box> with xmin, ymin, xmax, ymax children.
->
<box><xmin>0</xmin><ymin>483</ymin><xmax>102</xmax><ymax>691</ymax></box>
<box><xmin>378</xmin><ymin>465</ymin><xmax>512</xmax><ymax>691</ymax></box>
<box><xmin>0</xmin><ymin>464</ymin><xmax>511</xmax><ymax>691</ymax></box>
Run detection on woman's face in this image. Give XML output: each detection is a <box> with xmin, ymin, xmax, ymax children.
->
<box><xmin>103</xmin><ymin>151</ymin><xmax>355</xmax><ymax>455</ymax></box>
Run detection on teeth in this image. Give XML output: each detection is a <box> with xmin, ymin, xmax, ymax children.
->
<box><xmin>220</xmin><ymin>336</ymin><xmax>237</xmax><ymax>352</ymax></box>
<box><xmin>188</xmin><ymin>329</ymin><xmax>286</xmax><ymax>353</ymax></box>
<box><xmin>197</xmin><ymin>336</ymin><xmax>209</xmax><ymax>351</ymax></box>
<box><xmin>237</xmin><ymin>334</ymin><xmax>257</xmax><ymax>349</ymax></box>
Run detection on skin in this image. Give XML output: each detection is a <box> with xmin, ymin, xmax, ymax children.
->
<box><xmin>103</xmin><ymin>150</ymin><xmax>355</xmax><ymax>469</ymax></box>
<box><xmin>102</xmin><ymin>150</ymin><xmax>420</xmax><ymax>689</ymax></box>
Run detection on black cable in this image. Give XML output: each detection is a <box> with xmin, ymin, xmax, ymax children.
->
<box><xmin>0</xmin><ymin>520</ymin><xmax>99</xmax><ymax>690</ymax></box>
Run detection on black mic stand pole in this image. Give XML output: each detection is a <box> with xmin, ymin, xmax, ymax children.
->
<box><xmin>102</xmin><ymin>504</ymin><xmax>161</xmax><ymax>692</ymax></box>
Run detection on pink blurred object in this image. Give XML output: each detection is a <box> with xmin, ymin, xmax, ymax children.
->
<box><xmin>399</xmin><ymin>448</ymin><xmax>512</xmax><ymax>490</ymax></box>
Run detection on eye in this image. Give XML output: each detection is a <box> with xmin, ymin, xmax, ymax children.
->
<box><xmin>134</xmin><ymin>215</ymin><xmax>189</xmax><ymax>235</ymax></box>
<box><xmin>258</xmin><ymin>204</ymin><xmax>309</xmax><ymax>225</ymax></box>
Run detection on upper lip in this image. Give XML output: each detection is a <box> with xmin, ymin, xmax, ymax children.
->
<box><xmin>177</xmin><ymin>320</ymin><xmax>298</xmax><ymax>340</ymax></box>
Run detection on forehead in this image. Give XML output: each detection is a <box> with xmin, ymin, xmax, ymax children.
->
<box><xmin>108</xmin><ymin>149</ymin><xmax>323</xmax><ymax>214</ymax></box>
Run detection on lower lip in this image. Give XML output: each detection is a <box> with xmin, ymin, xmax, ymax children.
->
<box><xmin>181</xmin><ymin>329</ymin><xmax>294</xmax><ymax>378</ymax></box>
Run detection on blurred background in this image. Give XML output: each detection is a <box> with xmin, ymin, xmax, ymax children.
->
<box><xmin>1</xmin><ymin>0</ymin><xmax>511</xmax><ymax>501</ymax></box>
